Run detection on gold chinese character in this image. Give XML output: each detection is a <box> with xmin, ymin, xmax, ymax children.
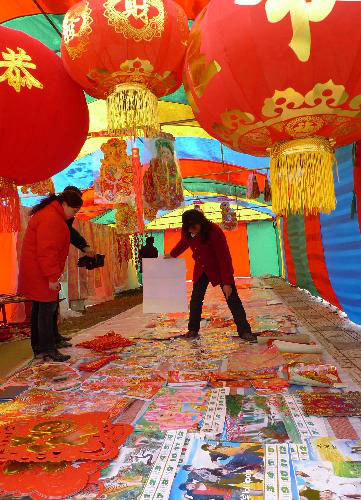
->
<box><xmin>0</xmin><ymin>47</ymin><xmax>43</xmax><ymax>92</ymax></box>
<box><xmin>265</xmin><ymin>0</ymin><xmax>336</xmax><ymax>62</ymax></box>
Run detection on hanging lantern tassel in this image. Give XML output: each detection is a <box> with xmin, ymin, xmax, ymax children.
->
<box><xmin>0</xmin><ymin>177</ymin><xmax>20</xmax><ymax>233</ymax></box>
<box><xmin>107</xmin><ymin>83</ymin><xmax>160</xmax><ymax>138</ymax></box>
<box><xmin>270</xmin><ymin>137</ymin><xmax>336</xmax><ymax>216</ymax></box>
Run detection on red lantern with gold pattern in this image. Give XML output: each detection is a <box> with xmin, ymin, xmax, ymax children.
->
<box><xmin>184</xmin><ymin>0</ymin><xmax>361</xmax><ymax>216</ymax></box>
<box><xmin>0</xmin><ymin>26</ymin><xmax>89</xmax><ymax>232</ymax></box>
<box><xmin>61</xmin><ymin>0</ymin><xmax>189</xmax><ymax>137</ymax></box>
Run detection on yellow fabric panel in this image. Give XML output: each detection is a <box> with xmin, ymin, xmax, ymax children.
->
<box><xmin>147</xmin><ymin>202</ymin><xmax>271</xmax><ymax>230</ymax></box>
<box><xmin>161</xmin><ymin>124</ymin><xmax>213</xmax><ymax>139</ymax></box>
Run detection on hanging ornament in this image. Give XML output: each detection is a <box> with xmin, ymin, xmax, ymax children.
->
<box><xmin>21</xmin><ymin>178</ymin><xmax>55</xmax><ymax>197</ymax></box>
<box><xmin>143</xmin><ymin>135</ymin><xmax>184</xmax><ymax>212</ymax></box>
<box><xmin>246</xmin><ymin>172</ymin><xmax>260</xmax><ymax>200</ymax></box>
<box><xmin>116</xmin><ymin>235</ymin><xmax>132</xmax><ymax>265</ymax></box>
<box><xmin>115</xmin><ymin>203</ymin><xmax>137</xmax><ymax>235</ymax></box>
<box><xmin>184</xmin><ymin>1</ymin><xmax>361</xmax><ymax>215</ymax></box>
<box><xmin>264</xmin><ymin>176</ymin><xmax>272</xmax><ymax>203</ymax></box>
<box><xmin>61</xmin><ymin>0</ymin><xmax>189</xmax><ymax>137</ymax></box>
<box><xmin>95</xmin><ymin>138</ymin><xmax>133</xmax><ymax>204</ymax></box>
<box><xmin>220</xmin><ymin>201</ymin><xmax>237</xmax><ymax>231</ymax></box>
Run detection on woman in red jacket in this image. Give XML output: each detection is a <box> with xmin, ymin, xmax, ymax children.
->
<box><xmin>18</xmin><ymin>190</ymin><xmax>83</xmax><ymax>362</ymax></box>
<box><xmin>166</xmin><ymin>209</ymin><xmax>256</xmax><ymax>342</ymax></box>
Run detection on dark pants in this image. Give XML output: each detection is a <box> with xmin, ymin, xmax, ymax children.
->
<box><xmin>31</xmin><ymin>301</ymin><xmax>58</xmax><ymax>353</ymax></box>
<box><xmin>188</xmin><ymin>273</ymin><xmax>251</xmax><ymax>335</ymax></box>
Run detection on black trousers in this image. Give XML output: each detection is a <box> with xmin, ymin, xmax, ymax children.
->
<box><xmin>30</xmin><ymin>301</ymin><xmax>58</xmax><ymax>353</ymax></box>
<box><xmin>188</xmin><ymin>273</ymin><xmax>251</xmax><ymax>335</ymax></box>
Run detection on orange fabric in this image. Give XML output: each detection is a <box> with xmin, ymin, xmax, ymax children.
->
<box><xmin>0</xmin><ymin>0</ymin><xmax>76</xmax><ymax>23</ymax></box>
<box><xmin>179</xmin><ymin>159</ymin><xmax>266</xmax><ymax>191</ymax></box>
<box><xmin>164</xmin><ymin>224</ymin><xmax>250</xmax><ymax>281</ymax></box>
<box><xmin>0</xmin><ymin>232</ymin><xmax>18</xmax><ymax>320</ymax></box>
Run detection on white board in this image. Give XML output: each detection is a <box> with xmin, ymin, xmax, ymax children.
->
<box><xmin>142</xmin><ymin>258</ymin><xmax>188</xmax><ymax>313</ymax></box>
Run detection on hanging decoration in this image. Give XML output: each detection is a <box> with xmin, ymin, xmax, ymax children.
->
<box><xmin>143</xmin><ymin>135</ymin><xmax>184</xmax><ymax>212</ymax></box>
<box><xmin>21</xmin><ymin>178</ymin><xmax>55</xmax><ymax>197</ymax></box>
<box><xmin>116</xmin><ymin>235</ymin><xmax>132</xmax><ymax>265</ymax></box>
<box><xmin>220</xmin><ymin>201</ymin><xmax>237</xmax><ymax>231</ymax></box>
<box><xmin>61</xmin><ymin>0</ymin><xmax>189</xmax><ymax>137</ymax></box>
<box><xmin>184</xmin><ymin>1</ymin><xmax>361</xmax><ymax>215</ymax></box>
<box><xmin>0</xmin><ymin>26</ymin><xmax>88</xmax><ymax>232</ymax></box>
<box><xmin>95</xmin><ymin>138</ymin><xmax>133</xmax><ymax>204</ymax></box>
<box><xmin>115</xmin><ymin>203</ymin><xmax>137</xmax><ymax>235</ymax></box>
<box><xmin>264</xmin><ymin>176</ymin><xmax>272</xmax><ymax>203</ymax></box>
<box><xmin>246</xmin><ymin>172</ymin><xmax>261</xmax><ymax>200</ymax></box>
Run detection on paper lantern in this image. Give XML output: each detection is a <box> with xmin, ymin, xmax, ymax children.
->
<box><xmin>0</xmin><ymin>26</ymin><xmax>89</xmax><ymax>231</ymax></box>
<box><xmin>61</xmin><ymin>0</ymin><xmax>189</xmax><ymax>137</ymax></box>
<box><xmin>184</xmin><ymin>0</ymin><xmax>361</xmax><ymax>215</ymax></box>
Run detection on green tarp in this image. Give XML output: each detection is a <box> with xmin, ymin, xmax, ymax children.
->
<box><xmin>247</xmin><ymin>221</ymin><xmax>280</xmax><ymax>277</ymax></box>
<box><xmin>287</xmin><ymin>214</ymin><xmax>319</xmax><ymax>296</ymax></box>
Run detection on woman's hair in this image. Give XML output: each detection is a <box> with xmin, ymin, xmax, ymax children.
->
<box><xmin>30</xmin><ymin>190</ymin><xmax>83</xmax><ymax>215</ymax></box>
<box><xmin>64</xmin><ymin>185</ymin><xmax>82</xmax><ymax>196</ymax></box>
<box><xmin>182</xmin><ymin>209</ymin><xmax>212</xmax><ymax>242</ymax></box>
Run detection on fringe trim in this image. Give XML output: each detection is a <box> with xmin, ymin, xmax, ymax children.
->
<box><xmin>107</xmin><ymin>83</ymin><xmax>159</xmax><ymax>138</ymax></box>
<box><xmin>0</xmin><ymin>177</ymin><xmax>20</xmax><ymax>232</ymax></box>
<box><xmin>270</xmin><ymin>137</ymin><xmax>336</xmax><ymax>216</ymax></box>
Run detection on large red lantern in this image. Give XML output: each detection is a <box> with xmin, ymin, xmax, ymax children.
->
<box><xmin>0</xmin><ymin>26</ymin><xmax>89</xmax><ymax>231</ymax></box>
<box><xmin>61</xmin><ymin>0</ymin><xmax>189</xmax><ymax>137</ymax></box>
<box><xmin>184</xmin><ymin>0</ymin><xmax>361</xmax><ymax>216</ymax></box>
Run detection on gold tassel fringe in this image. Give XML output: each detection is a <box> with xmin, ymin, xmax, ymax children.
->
<box><xmin>0</xmin><ymin>177</ymin><xmax>20</xmax><ymax>232</ymax></box>
<box><xmin>269</xmin><ymin>137</ymin><xmax>336</xmax><ymax>216</ymax></box>
<box><xmin>107</xmin><ymin>83</ymin><xmax>159</xmax><ymax>138</ymax></box>
<box><xmin>21</xmin><ymin>178</ymin><xmax>55</xmax><ymax>196</ymax></box>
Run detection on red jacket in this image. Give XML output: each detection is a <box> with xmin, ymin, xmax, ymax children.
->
<box><xmin>18</xmin><ymin>201</ymin><xmax>70</xmax><ymax>302</ymax></box>
<box><xmin>170</xmin><ymin>223</ymin><xmax>234</xmax><ymax>286</ymax></box>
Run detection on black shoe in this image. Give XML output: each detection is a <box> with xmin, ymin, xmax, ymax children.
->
<box><xmin>238</xmin><ymin>330</ymin><xmax>257</xmax><ymax>343</ymax></box>
<box><xmin>43</xmin><ymin>350</ymin><xmax>71</xmax><ymax>362</ymax></box>
<box><xmin>57</xmin><ymin>334</ymin><xmax>71</xmax><ymax>342</ymax></box>
<box><xmin>56</xmin><ymin>340</ymin><xmax>72</xmax><ymax>348</ymax></box>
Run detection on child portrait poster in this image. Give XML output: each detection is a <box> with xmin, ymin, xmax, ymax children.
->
<box><xmin>170</xmin><ymin>436</ymin><xmax>265</xmax><ymax>500</ymax></box>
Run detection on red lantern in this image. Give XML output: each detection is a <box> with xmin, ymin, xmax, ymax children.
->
<box><xmin>61</xmin><ymin>0</ymin><xmax>189</xmax><ymax>137</ymax></box>
<box><xmin>184</xmin><ymin>0</ymin><xmax>361</xmax><ymax>215</ymax></box>
<box><xmin>0</xmin><ymin>26</ymin><xmax>89</xmax><ymax>231</ymax></box>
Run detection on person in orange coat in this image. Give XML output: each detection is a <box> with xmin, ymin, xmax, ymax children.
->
<box><xmin>18</xmin><ymin>190</ymin><xmax>83</xmax><ymax>362</ymax></box>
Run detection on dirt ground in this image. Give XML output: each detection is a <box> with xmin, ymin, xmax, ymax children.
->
<box><xmin>0</xmin><ymin>289</ymin><xmax>143</xmax><ymax>380</ymax></box>
<box><xmin>60</xmin><ymin>289</ymin><xmax>143</xmax><ymax>337</ymax></box>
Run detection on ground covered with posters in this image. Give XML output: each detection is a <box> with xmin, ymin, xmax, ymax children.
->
<box><xmin>0</xmin><ymin>277</ymin><xmax>361</xmax><ymax>499</ymax></box>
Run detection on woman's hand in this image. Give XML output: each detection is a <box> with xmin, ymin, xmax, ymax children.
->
<box><xmin>83</xmin><ymin>246</ymin><xmax>96</xmax><ymax>257</ymax></box>
<box><xmin>49</xmin><ymin>281</ymin><xmax>61</xmax><ymax>291</ymax></box>
<box><xmin>223</xmin><ymin>285</ymin><xmax>232</xmax><ymax>299</ymax></box>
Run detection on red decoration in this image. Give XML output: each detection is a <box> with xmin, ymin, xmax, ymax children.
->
<box><xmin>184</xmin><ymin>0</ymin><xmax>361</xmax><ymax>155</ymax></box>
<box><xmin>76</xmin><ymin>330</ymin><xmax>135</xmax><ymax>352</ymax></box>
<box><xmin>174</xmin><ymin>0</ymin><xmax>209</xmax><ymax>19</ymax></box>
<box><xmin>61</xmin><ymin>0</ymin><xmax>188</xmax><ymax>136</ymax></box>
<box><xmin>0</xmin><ymin>460</ymin><xmax>103</xmax><ymax>500</ymax></box>
<box><xmin>78</xmin><ymin>354</ymin><xmax>119</xmax><ymax>372</ymax></box>
<box><xmin>0</xmin><ymin>26</ymin><xmax>88</xmax><ymax>231</ymax></box>
<box><xmin>0</xmin><ymin>413</ymin><xmax>133</xmax><ymax>462</ymax></box>
<box><xmin>184</xmin><ymin>1</ymin><xmax>361</xmax><ymax>215</ymax></box>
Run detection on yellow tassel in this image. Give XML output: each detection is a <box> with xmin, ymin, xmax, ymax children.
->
<box><xmin>269</xmin><ymin>137</ymin><xmax>336</xmax><ymax>216</ymax></box>
<box><xmin>107</xmin><ymin>83</ymin><xmax>159</xmax><ymax>138</ymax></box>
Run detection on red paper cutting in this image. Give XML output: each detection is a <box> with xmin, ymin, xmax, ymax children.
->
<box><xmin>76</xmin><ymin>331</ymin><xmax>135</xmax><ymax>352</ymax></box>
<box><xmin>78</xmin><ymin>355</ymin><xmax>119</xmax><ymax>372</ymax></box>
<box><xmin>0</xmin><ymin>460</ymin><xmax>103</xmax><ymax>499</ymax></box>
<box><xmin>0</xmin><ymin>413</ymin><xmax>133</xmax><ymax>462</ymax></box>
